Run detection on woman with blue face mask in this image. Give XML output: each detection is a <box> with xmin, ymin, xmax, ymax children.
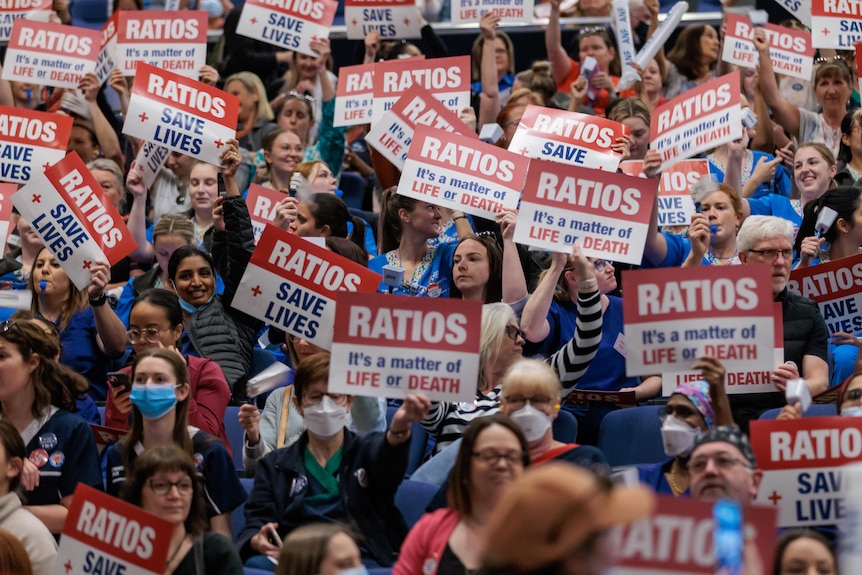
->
<box><xmin>276</xmin><ymin>524</ymin><xmax>366</xmax><ymax>575</ymax></box>
<box><xmin>102</xmin><ymin>348</ymin><xmax>246</xmax><ymax>540</ymax></box>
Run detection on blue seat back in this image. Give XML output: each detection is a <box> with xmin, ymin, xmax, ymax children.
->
<box><xmin>395</xmin><ymin>479</ymin><xmax>439</xmax><ymax>529</ymax></box>
<box><xmin>232</xmin><ymin>477</ymin><xmax>254</xmax><ymax>544</ymax></box>
<box><xmin>552</xmin><ymin>410</ymin><xmax>578</xmax><ymax>443</ymax></box>
<box><xmin>597</xmin><ymin>406</ymin><xmax>665</xmax><ymax>467</ymax></box>
<box><xmin>224</xmin><ymin>405</ymin><xmax>247</xmax><ymax>470</ymax></box>
<box><xmin>759</xmin><ymin>404</ymin><xmax>838</xmax><ymax>419</ymax></box>
<box><xmin>386</xmin><ymin>405</ymin><xmax>428</xmax><ymax>478</ymax></box>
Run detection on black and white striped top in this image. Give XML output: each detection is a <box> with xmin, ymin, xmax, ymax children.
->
<box><xmin>421</xmin><ymin>290</ymin><xmax>603</xmax><ymax>454</ymax></box>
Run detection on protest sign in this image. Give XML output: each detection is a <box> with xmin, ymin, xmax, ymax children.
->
<box><xmin>94</xmin><ymin>12</ymin><xmax>118</xmax><ymax>85</ymax></box>
<box><xmin>651</xmin><ymin>73</ymin><xmax>741</xmax><ymax>171</ymax></box>
<box><xmin>663</xmin><ymin>303</ymin><xmax>783</xmax><ymax>396</ymax></box>
<box><xmin>2</xmin><ymin>19</ymin><xmax>101</xmax><ymax>88</ymax></box>
<box><xmin>0</xmin><ymin>0</ymin><xmax>51</xmax><ymax>44</ymax></box>
<box><xmin>776</xmin><ymin>0</ymin><xmax>810</xmax><ymax>26</ymax></box>
<box><xmin>619</xmin><ymin>159</ymin><xmax>707</xmax><ymax>229</ymax></box>
<box><xmin>134</xmin><ymin>140</ymin><xmax>170</xmax><ymax>190</ymax></box>
<box><xmin>812</xmin><ymin>0</ymin><xmax>862</xmax><ymax>49</ymax></box>
<box><xmin>508</xmin><ymin>105</ymin><xmax>629</xmax><ymax>172</ymax></box>
<box><xmin>513</xmin><ymin>160</ymin><xmax>655</xmax><ymax>264</ymax></box>
<box><xmin>450</xmin><ymin>0</ymin><xmax>535</xmax><ymax>24</ymax></box>
<box><xmin>398</xmin><ymin>125</ymin><xmax>526</xmax><ymax>220</ymax></box>
<box><xmin>0</xmin><ymin>105</ymin><xmax>72</xmax><ymax>184</ymax></box>
<box><xmin>236</xmin><ymin>0</ymin><xmax>338</xmax><ymax>57</ymax></box>
<box><xmin>232</xmin><ymin>225</ymin><xmax>381</xmax><ymax>350</ymax></box>
<box><xmin>367</xmin><ymin>84</ymin><xmax>477</xmax><ymax>170</ymax></box>
<box><xmin>371</xmin><ymin>55</ymin><xmax>470</xmax><ymax>124</ymax></box>
<box><xmin>750</xmin><ymin>416</ymin><xmax>862</xmax><ymax>527</ymax></box>
<box><xmin>123</xmin><ymin>63</ymin><xmax>239</xmax><ymax>167</ymax></box>
<box><xmin>115</xmin><ymin>10</ymin><xmax>207</xmax><ymax>78</ymax></box>
<box><xmin>345</xmin><ymin>0</ymin><xmax>421</xmax><ymax>39</ymax></box>
<box><xmin>721</xmin><ymin>13</ymin><xmax>813</xmax><ymax>80</ymax></box>
<box><xmin>334</xmin><ymin>63</ymin><xmax>374</xmax><ymax>127</ymax></box>
<box><xmin>329</xmin><ymin>292</ymin><xmax>481</xmax><ymax>402</ymax></box>
<box><xmin>12</xmin><ymin>152</ymin><xmax>136</xmax><ymax>290</ymax></box>
<box><xmin>0</xmin><ymin>182</ymin><xmax>14</xmax><ymax>244</ymax></box>
<box><xmin>788</xmin><ymin>253</ymin><xmax>862</xmax><ymax>336</ymax></box>
<box><xmin>246</xmin><ymin>183</ymin><xmax>288</xmax><ymax>243</ymax></box>
<box><xmin>622</xmin><ymin>265</ymin><xmax>775</xmax><ymax>376</ymax></box>
<box><xmin>53</xmin><ymin>484</ymin><xmax>172</xmax><ymax>575</ymax></box>
<box><xmin>610</xmin><ymin>495</ymin><xmax>776</xmax><ymax>574</ymax></box>
<box><xmin>89</xmin><ymin>423</ymin><xmax>126</xmax><ymax>448</ymax></box>
<box><xmin>839</xmin><ymin>463</ymin><xmax>862</xmax><ymax>572</ymax></box>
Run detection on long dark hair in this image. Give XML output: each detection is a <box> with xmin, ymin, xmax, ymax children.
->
<box><xmin>120</xmin><ymin>445</ymin><xmax>207</xmax><ymax>535</ymax></box>
<box><xmin>167</xmin><ymin>245</ymin><xmax>215</xmax><ymax>284</ymax></box>
<box><xmin>794</xmin><ymin>186</ymin><xmax>862</xmax><ymax>254</ymax></box>
<box><xmin>0</xmin><ymin>420</ymin><xmax>25</xmax><ymax>493</ymax></box>
<box><xmin>450</xmin><ymin>235</ymin><xmax>503</xmax><ymax>304</ymax></box>
<box><xmin>771</xmin><ymin>530</ymin><xmax>835</xmax><ymax>575</ymax></box>
<box><xmin>667</xmin><ymin>25</ymin><xmax>717</xmax><ymax>81</ymax></box>
<box><xmin>378</xmin><ymin>187</ymin><xmax>420</xmax><ymax>253</ymax></box>
<box><xmin>307</xmin><ymin>193</ymin><xmax>368</xmax><ymax>257</ymax></box>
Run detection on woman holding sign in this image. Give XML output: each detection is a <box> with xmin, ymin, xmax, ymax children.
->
<box><xmin>122</xmin><ymin>445</ymin><xmax>244</xmax><ymax>575</ymax></box>
<box><xmin>422</xmin><ymin>244</ymin><xmax>602</xmax><ymax>455</ymax></box>
<box><xmin>370</xmin><ymin>189</ymin><xmax>472</xmax><ymax>297</ymax></box>
<box><xmin>28</xmin><ymin>247</ymin><xmax>129</xmax><ymax>402</ymax></box>
<box><xmin>105</xmin><ymin>348</ymin><xmax>246</xmax><ymax>539</ymax></box>
<box><xmin>0</xmin><ymin>319</ymin><xmax>102</xmax><ymax>534</ymax></box>
<box><xmin>167</xmin><ymin>141</ymin><xmax>262</xmax><ymax>401</ymax></box>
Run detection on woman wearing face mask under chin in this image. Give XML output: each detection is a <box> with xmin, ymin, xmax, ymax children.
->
<box><xmin>237</xmin><ymin>352</ymin><xmax>432</xmax><ymax>571</ymax></box>
<box><xmin>778</xmin><ymin>363</ymin><xmax>862</xmax><ymax>420</ymax></box>
<box><xmin>102</xmin><ymin>348</ymin><xmax>246</xmax><ymax>540</ymax></box>
<box><xmin>499</xmin><ymin>359</ymin><xmax>608</xmax><ymax>469</ymax></box>
<box><xmin>636</xmin><ymin>356</ymin><xmax>734</xmax><ymax>497</ymax></box>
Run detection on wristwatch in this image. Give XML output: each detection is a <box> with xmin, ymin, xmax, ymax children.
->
<box><xmin>89</xmin><ymin>292</ymin><xmax>107</xmax><ymax>307</ymax></box>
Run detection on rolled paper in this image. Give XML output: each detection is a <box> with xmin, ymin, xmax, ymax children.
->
<box><xmin>617</xmin><ymin>0</ymin><xmax>688</xmax><ymax>91</ymax></box>
<box><xmin>612</xmin><ymin>0</ymin><xmax>636</xmax><ymax>79</ymax></box>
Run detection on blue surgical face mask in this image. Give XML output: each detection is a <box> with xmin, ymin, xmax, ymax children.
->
<box><xmin>177</xmin><ymin>296</ymin><xmax>198</xmax><ymax>314</ymax></box>
<box><xmin>842</xmin><ymin>406</ymin><xmax>862</xmax><ymax>417</ymax></box>
<box><xmin>130</xmin><ymin>383</ymin><xmax>178</xmax><ymax>420</ymax></box>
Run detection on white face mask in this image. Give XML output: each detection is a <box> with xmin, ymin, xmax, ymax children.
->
<box><xmin>302</xmin><ymin>395</ymin><xmax>350</xmax><ymax>438</ymax></box>
<box><xmin>842</xmin><ymin>406</ymin><xmax>862</xmax><ymax>417</ymax></box>
<box><xmin>660</xmin><ymin>415</ymin><xmax>699</xmax><ymax>457</ymax></box>
<box><xmin>510</xmin><ymin>404</ymin><xmax>552</xmax><ymax>443</ymax></box>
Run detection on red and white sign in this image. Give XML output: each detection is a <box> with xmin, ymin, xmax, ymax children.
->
<box><xmin>53</xmin><ymin>484</ymin><xmax>172</xmax><ymax>575</ymax></box>
<box><xmin>232</xmin><ymin>225</ymin><xmax>381</xmax><ymax>350</ymax></box>
<box><xmin>399</xmin><ymin>125</ymin><xmax>526</xmax><ymax>220</ymax></box>
<box><xmin>0</xmin><ymin>0</ymin><xmax>51</xmax><ymax>44</ymax></box>
<box><xmin>812</xmin><ymin>0</ymin><xmax>862</xmax><ymax>49</ymax></box>
<box><xmin>115</xmin><ymin>11</ymin><xmax>207</xmax><ymax>78</ymax></box>
<box><xmin>776</xmin><ymin>0</ymin><xmax>810</xmax><ymax>27</ymax></box>
<box><xmin>450</xmin><ymin>0</ymin><xmax>535</xmax><ymax>24</ymax></box>
<box><xmin>11</xmin><ymin>152</ymin><xmax>136</xmax><ymax>290</ymax></box>
<box><xmin>622</xmin><ymin>265</ymin><xmax>775</xmax><ymax>376</ymax></box>
<box><xmin>610</xmin><ymin>495</ymin><xmax>776</xmax><ymax>575</ymax></box>
<box><xmin>334</xmin><ymin>63</ymin><xmax>374</xmax><ymax>127</ymax></box>
<box><xmin>329</xmin><ymin>292</ymin><xmax>481</xmax><ymax>402</ymax></box>
<box><xmin>619</xmin><ymin>159</ymin><xmax>708</xmax><ymax>229</ymax></box>
<box><xmin>750</xmin><ymin>417</ymin><xmax>862</xmax><ymax>527</ymax></box>
<box><xmin>721</xmin><ymin>14</ymin><xmax>813</xmax><ymax>80</ymax></box>
<box><xmin>123</xmin><ymin>63</ymin><xmax>239</xmax><ymax>167</ymax></box>
<box><xmin>513</xmin><ymin>160</ymin><xmax>655</xmax><ymax>264</ymax></box>
<box><xmin>133</xmin><ymin>140</ymin><xmax>170</xmax><ymax>190</ymax></box>
<box><xmin>2</xmin><ymin>19</ymin><xmax>101</xmax><ymax>88</ymax></box>
<box><xmin>0</xmin><ymin>182</ymin><xmax>15</xmax><ymax>245</ymax></box>
<box><xmin>508</xmin><ymin>105</ymin><xmax>629</xmax><ymax>172</ymax></box>
<box><xmin>856</xmin><ymin>42</ymin><xmax>862</xmax><ymax>96</ymax></box>
<box><xmin>94</xmin><ymin>12</ymin><xmax>118</xmax><ymax>85</ymax></box>
<box><xmin>345</xmin><ymin>0</ymin><xmax>421</xmax><ymax>39</ymax></box>
<box><xmin>367</xmin><ymin>85</ymin><xmax>477</xmax><ymax>170</ymax></box>
<box><xmin>89</xmin><ymin>423</ymin><xmax>126</xmax><ymax>447</ymax></box>
<box><xmin>236</xmin><ymin>0</ymin><xmax>338</xmax><ymax>57</ymax></box>
<box><xmin>652</xmin><ymin>73</ymin><xmax>742</xmax><ymax>171</ymax></box>
<box><xmin>0</xmin><ymin>105</ymin><xmax>72</xmax><ymax>184</ymax></box>
<box><xmin>788</xmin><ymin>253</ymin><xmax>862</xmax><ymax>337</ymax></box>
<box><xmin>663</xmin><ymin>303</ymin><xmax>783</xmax><ymax>396</ymax></box>
<box><xmin>246</xmin><ymin>184</ymin><xmax>288</xmax><ymax>243</ymax></box>
<box><xmin>371</xmin><ymin>55</ymin><xmax>470</xmax><ymax>124</ymax></box>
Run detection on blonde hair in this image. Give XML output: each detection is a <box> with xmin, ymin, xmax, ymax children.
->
<box><xmin>224</xmin><ymin>72</ymin><xmax>274</xmax><ymax>121</ymax></box>
<box><xmin>501</xmin><ymin>359</ymin><xmax>562</xmax><ymax>401</ymax></box>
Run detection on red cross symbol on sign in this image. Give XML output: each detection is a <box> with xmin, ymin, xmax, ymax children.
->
<box><xmin>768</xmin><ymin>490</ymin><xmax>782</xmax><ymax>506</ymax></box>
<box><xmin>214</xmin><ymin>139</ymin><xmax>224</xmax><ymax>148</ymax></box>
<box><xmin>139</xmin><ymin>112</ymin><xmax>149</xmax><ymax>122</ymax></box>
<box><xmin>251</xmin><ymin>285</ymin><xmax>262</xmax><ymax>297</ymax></box>
<box><xmin>82</xmin><ymin>260</ymin><xmax>92</xmax><ymax>269</ymax></box>
<box><xmin>32</xmin><ymin>194</ymin><xmax>41</xmax><ymax>203</ymax></box>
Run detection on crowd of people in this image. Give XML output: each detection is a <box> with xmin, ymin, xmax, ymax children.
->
<box><xmin>0</xmin><ymin>0</ymin><xmax>857</xmax><ymax>573</ymax></box>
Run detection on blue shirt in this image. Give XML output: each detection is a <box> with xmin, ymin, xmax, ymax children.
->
<box><xmin>369</xmin><ymin>242</ymin><xmax>457</xmax><ymax>297</ymax></box>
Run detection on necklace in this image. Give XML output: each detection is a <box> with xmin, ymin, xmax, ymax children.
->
<box><xmin>166</xmin><ymin>535</ymin><xmax>189</xmax><ymax>568</ymax></box>
<box><xmin>667</xmin><ymin>461</ymin><xmax>687</xmax><ymax>496</ymax></box>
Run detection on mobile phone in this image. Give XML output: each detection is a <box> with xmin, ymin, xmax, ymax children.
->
<box><xmin>267</xmin><ymin>525</ymin><xmax>283</xmax><ymax>548</ymax></box>
<box><xmin>217</xmin><ymin>173</ymin><xmax>227</xmax><ymax>197</ymax></box>
<box><xmin>713</xmin><ymin>498</ymin><xmax>743</xmax><ymax>575</ymax></box>
<box><xmin>107</xmin><ymin>371</ymin><xmax>131</xmax><ymax>394</ymax></box>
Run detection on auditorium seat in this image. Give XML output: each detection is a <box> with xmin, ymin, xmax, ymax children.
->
<box><xmin>597</xmin><ymin>406</ymin><xmax>665</xmax><ymax>467</ymax></box>
<box><xmin>758</xmin><ymin>404</ymin><xmax>838</xmax><ymax>419</ymax></box>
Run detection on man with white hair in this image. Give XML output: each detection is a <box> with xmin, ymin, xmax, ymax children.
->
<box><xmin>736</xmin><ymin>216</ymin><xmax>829</xmax><ymax>427</ymax></box>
